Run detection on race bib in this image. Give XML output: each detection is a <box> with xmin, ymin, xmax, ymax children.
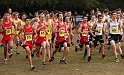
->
<box><xmin>112</xmin><ymin>28</ymin><xmax>117</xmax><ymax>34</ymax></box>
<box><xmin>40</xmin><ymin>31</ymin><xmax>45</xmax><ymax>37</ymax></box>
<box><xmin>59</xmin><ymin>30</ymin><xmax>65</xmax><ymax>37</ymax></box>
<box><xmin>98</xmin><ymin>28</ymin><xmax>102</xmax><ymax>34</ymax></box>
<box><xmin>6</xmin><ymin>29</ymin><xmax>11</xmax><ymax>35</ymax></box>
<box><xmin>26</xmin><ymin>34</ymin><xmax>32</xmax><ymax>41</ymax></box>
<box><xmin>82</xmin><ymin>30</ymin><xmax>87</xmax><ymax>36</ymax></box>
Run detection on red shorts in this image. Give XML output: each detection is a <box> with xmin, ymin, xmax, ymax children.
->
<box><xmin>35</xmin><ymin>38</ymin><xmax>46</xmax><ymax>46</ymax></box>
<box><xmin>1</xmin><ymin>36</ymin><xmax>13</xmax><ymax>44</ymax></box>
<box><xmin>79</xmin><ymin>37</ymin><xmax>89</xmax><ymax>46</ymax></box>
<box><xmin>55</xmin><ymin>38</ymin><xmax>66</xmax><ymax>48</ymax></box>
<box><xmin>22</xmin><ymin>41</ymin><xmax>33</xmax><ymax>51</ymax></box>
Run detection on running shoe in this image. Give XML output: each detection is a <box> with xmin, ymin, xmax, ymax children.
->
<box><xmin>115</xmin><ymin>58</ymin><xmax>120</xmax><ymax>63</ymax></box>
<box><xmin>102</xmin><ymin>54</ymin><xmax>105</xmax><ymax>58</ymax></box>
<box><xmin>31</xmin><ymin>66</ymin><xmax>35</xmax><ymax>70</ymax></box>
<box><xmin>88</xmin><ymin>56</ymin><xmax>91</xmax><ymax>62</ymax></box>
<box><xmin>75</xmin><ymin>45</ymin><xmax>78</xmax><ymax>52</ymax></box>
<box><xmin>49</xmin><ymin>56</ymin><xmax>54</xmax><ymax>62</ymax></box>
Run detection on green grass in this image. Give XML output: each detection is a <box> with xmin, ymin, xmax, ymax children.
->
<box><xmin>0</xmin><ymin>32</ymin><xmax>124</xmax><ymax>75</ymax></box>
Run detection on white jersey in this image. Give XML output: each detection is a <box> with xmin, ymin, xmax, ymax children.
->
<box><xmin>95</xmin><ymin>23</ymin><xmax>103</xmax><ymax>35</ymax></box>
<box><xmin>89</xmin><ymin>20</ymin><xmax>96</xmax><ymax>28</ymax></box>
<box><xmin>110</xmin><ymin>20</ymin><xmax>119</xmax><ymax>34</ymax></box>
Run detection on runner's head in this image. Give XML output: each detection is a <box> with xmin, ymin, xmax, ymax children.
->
<box><xmin>45</xmin><ymin>12</ymin><xmax>50</xmax><ymax>20</ymax></box>
<box><xmin>57</xmin><ymin>12</ymin><xmax>63</xmax><ymax>21</ymax></box>
<box><xmin>98</xmin><ymin>15</ymin><xmax>103</xmax><ymax>22</ymax></box>
<box><xmin>21</xmin><ymin>12</ymin><xmax>27</xmax><ymax>20</ymax></box>
<box><xmin>3</xmin><ymin>11</ymin><xmax>10</xmax><ymax>20</ymax></box>
<box><xmin>25</xmin><ymin>17</ymin><xmax>30</xmax><ymax>25</ymax></box>
<box><xmin>65</xmin><ymin>16</ymin><xmax>70</xmax><ymax>23</ymax></box>
<box><xmin>112</xmin><ymin>11</ymin><xmax>117</xmax><ymax>19</ymax></box>
<box><xmin>67</xmin><ymin>11</ymin><xmax>71</xmax><ymax>17</ymax></box>
<box><xmin>39</xmin><ymin>13</ymin><xmax>45</xmax><ymax>22</ymax></box>
<box><xmin>91</xmin><ymin>15</ymin><xmax>96</xmax><ymax>21</ymax></box>
<box><xmin>82</xmin><ymin>16</ymin><xmax>88</xmax><ymax>23</ymax></box>
<box><xmin>13</xmin><ymin>12</ymin><xmax>19</xmax><ymax>19</ymax></box>
<box><xmin>117</xmin><ymin>13</ymin><xmax>121</xmax><ymax>20</ymax></box>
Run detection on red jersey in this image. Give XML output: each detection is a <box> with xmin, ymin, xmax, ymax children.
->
<box><xmin>80</xmin><ymin>22</ymin><xmax>89</xmax><ymax>39</ymax></box>
<box><xmin>2</xmin><ymin>19</ymin><xmax>12</xmax><ymax>37</ymax></box>
<box><xmin>23</xmin><ymin>25</ymin><xmax>33</xmax><ymax>42</ymax></box>
<box><xmin>37</xmin><ymin>22</ymin><xmax>47</xmax><ymax>39</ymax></box>
<box><xmin>56</xmin><ymin>22</ymin><xmax>66</xmax><ymax>40</ymax></box>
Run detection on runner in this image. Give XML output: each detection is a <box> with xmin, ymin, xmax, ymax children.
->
<box><xmin>18</xmin><ymin>17</ymin><xmax>35</xmax><ymax>70</ymax></box>
<box><xmin>45</xmin><ymin>12</ymin><xmax>52</xmax><ymax>61</ymax></box>
<box><xmin>75</xmin><ymin>16</ymin><xmax>93</xmax><ymax>62</ymax></box>
<box><xmin>34</xmin><ymin>13</ymin><xmax>47</xmax><ymax>65</ymax></box>
<box><xmin>106</xmin><ymin>12</ymin><xmax>123</xmax><ymax>62</ymax></box>
<box><xmin>13</xmin><ymin>12</ymin><xmax>21</xmax><ymax>54</ymax></box>
<box><xmin>92</xmin><ymin>15</ymin><xmax>105</xmax><ymax>58</ymax></box>
<box><xmin>83</xmin><ymin>15</ymin><xmax>96</xmax><ymax>60</ymax></box>
<box><xmin>1</xmin><ymin>11</ymin><xmax>13</xmax><ymax>64</ymax></box>
<box><xmin>49</xmin><ymin>12</ymin><xmax>69</xmax><ymax>64</ymax></box>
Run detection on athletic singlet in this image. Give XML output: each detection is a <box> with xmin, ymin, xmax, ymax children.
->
<box><xmin>80</xmin><ymin>22</ymin><xmax>89</xmax><ymax>37</ymax></box>
<box><xmin>23</xmin><ymin>25</ymin><xmax>33</xmax><ymax>41</ymax></box>
<box><xmin>95</xmin><ymin>23</ymin><xmax>103</xmax><ymax>35</ymax></box>
<box><xmin>2</xmin><ymin>19</ymin><xmax>12</xmax><ymax>37</ymax></box>
<box><xmin>56</xmin><ymin>22</ymin><xmax>66</xmax><ymax>39</ymax></box>
<box><xmin>110</xmin><ymin>20</ymin><xmax>119</xmax><ymax>34</ymax></box>
<box><xmin>37</xmin><ymin>22</ymin><xmax>46</xmax><ymax>38</ymax></box>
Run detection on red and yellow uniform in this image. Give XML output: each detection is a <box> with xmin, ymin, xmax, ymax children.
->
<box><xmin>79</xmin><ymin>22</ymin><xmax>89</xmax><ymax>47</ymax></box>
<box><xmin>35</xmin><ymin>22</ymin><xmax>47</xmax><ymax>46</ymax></box>
<box><xmin>21</xmin><ymin>24</ymin><xmax>33</xmax><ymax>51</ymax></box>
<box><xmin>55</xmin><ymin>22</ymin><xmax>66</xmax><ymax>48</ymax></box>
<box><xmin>1</xmin><ymin>19</ymin><xmax>13</xmax><ymax>44</ymax></box>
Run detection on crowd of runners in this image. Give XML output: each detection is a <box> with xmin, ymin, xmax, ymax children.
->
<box><xmin>0</xmin><ymin>8</ymin><xmax>124</xmax><ymax>70</ymax></box>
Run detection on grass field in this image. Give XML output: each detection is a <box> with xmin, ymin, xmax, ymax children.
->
<box><xmin>1</xmin><ymin>32</ymin><xmax>124</xmax><ymax>75</ymax></box>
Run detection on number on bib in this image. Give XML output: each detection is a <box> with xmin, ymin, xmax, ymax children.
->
<box><xmin>26</xmin><ymin>35</ymin><xmax>32</xmax><ymax>41</ymax></box>
<box><xmin>82</xmin><ymin>30</ymin><xmax>87</xmax><ymax>36</ymax></box>
<box><xmin>98</xmin><ymin>28</ymin><xmax>102</xmax><ymax>34</ymax></box>
<box><xmin>40</xmin><ymin>31</ymin><xmax>45</xmax><ymax>37</ymax></box>
<box><xmin>59</xmin><ymin>30</ymin><xmax>65</xmax><ymax>36</ymax></box>
<box><xmin>112</xmin><ymin>28</ymin><xmax>117</xmax><ymax>34</ymax></box>
<box><xmin>6</xmin><ymin>29</ymin><xmax>11</xmax><ymax>35</ymax></box>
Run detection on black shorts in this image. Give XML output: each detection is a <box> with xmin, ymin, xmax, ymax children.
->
<box><xmin>79</xmin><ymin>41</ymin><xmax>89</xmax><ymax>48</ymax></box>
<box><xmin>89</xmin><ymin>32</ymin><xmax>95</xmax><ymax>41</ymax></box>
<box><xmin>108</xmin><ymin>34</ymin><xmax>119</xmax><ymax>43</ymax></box>
<box><xmin>94</xmin><ymin>35</ymin><xmax>104</xmax><ymax>46</ymax></box>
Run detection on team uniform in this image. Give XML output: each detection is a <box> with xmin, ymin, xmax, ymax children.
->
<box><xmin>21</xmin><ymin>25</ymin><xmax>33</xmax><ymax>51</ymax></box>
<box><xmin>1</xmin><ymin>19</ymin><xmax>13</xmax><ymax>44</ymax></box>
<box><xmin>94</xmin><ymin>23</ymin><xmax>104</xmax><ymax>46</ymax></box>
<box><xmin>35</xmin><ymin>22</ymin><xmax>47</xmax><ymax>46</ymax></box>
<box><xmin>55</xmin><ymin>22</ymin><xmax>66</xmax><ymax>48</ymax></box>
<box><xmin>79</xmin><ymin>22</ymin><xmax>89</xmax><ymax>48</ymax></box>
<box><xmin>108</xmin><ymin>20</ymin><xmax>120</xmax><ymax>43</ymax></box>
